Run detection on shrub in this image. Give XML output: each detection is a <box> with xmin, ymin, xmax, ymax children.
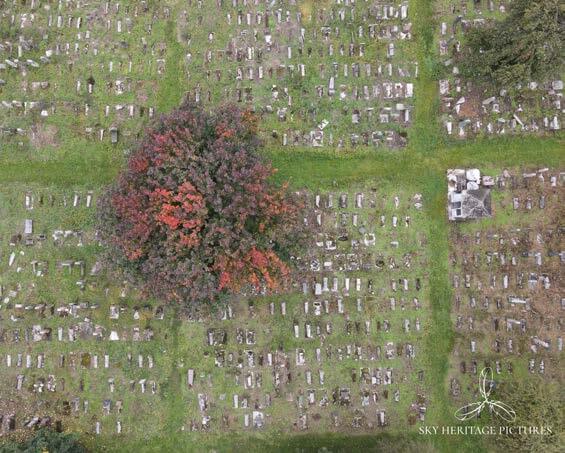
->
<box><xmin>98</xmin><ymin>102</ymin><xmax>308</xmax><ymax>311</ymax></box>
<box><xmin>0</xmin><ymin>429</ymin><xmax>86</xmax><ymax>453</ymax></box>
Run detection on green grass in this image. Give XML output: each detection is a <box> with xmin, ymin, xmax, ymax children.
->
<box><xmin>156</xmin><ymin>20</ymin><xmax>185</xmax><ymax>113</ymax></box>
<box><xmin>410</xmin><ymin>0</ymin><xmax>442</xmax><ymax>153</ymax></box>
<box><xmin>0</xmin><ymin>0</ymin><xmax>564</xmax><ymax>452</ymax></box>
<box><xmin>0</xmin><ymin>145</ymin><xmax>123</xmax><ymax>186</ymax></box>
<box><xmin>266</xmin><ymin>135</ymin><xmax>564</xmax><ymax>190</ymax></box>
<box><xmin>111</xmin><ymin>432</ymin><xmax>437</xmax><ymax>453</ymax></box>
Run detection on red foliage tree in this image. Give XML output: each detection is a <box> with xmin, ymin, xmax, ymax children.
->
<box><xmin>98</xmin><ymin>102</ymin><xmax>307</xmax><ymax>309</ymax></box>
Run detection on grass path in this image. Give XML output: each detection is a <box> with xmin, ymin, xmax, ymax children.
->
<box><xmin>421</xmin><ymin>174</ymin><xmax>483</xmax><ymax>453</ymax></box>
<box><xmin>410</xmin><ymin>0</ymin><xmax>442</xmax><ymax>153</ymax></box>
<box><xmin>156</xmin><ymin>20</ymin><xmax>185</xmax><ymax>113</ymax></box>
<box><xmin>163</xmin><ymin>312</ymin><xmax>184</xmax><ymax>435</ymax></box>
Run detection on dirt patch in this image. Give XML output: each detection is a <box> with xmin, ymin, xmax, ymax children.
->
<box><xmin>136</xmin><ymin>80</ymin><xmax>157</xmax><ymax>104</ymax></box>
<box><xmin>299</xmin><ymin>0</ymin><xmax>332</xmax><ymax>22</ymax></box>
<box><xmin>457</xmin><ymin>86</ymin><xmax>482</xmax><ymax>119</ymax></box>
<box><xmin>29</xmin><ymin>124</ymin><xmax>59</xmax><ymax>149</ymax></box>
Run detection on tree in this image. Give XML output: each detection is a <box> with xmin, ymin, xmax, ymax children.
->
<box><xmin>0</xmin><ymin>429</ymin><xmax>86</xmax><ymax>453</ymax></box>
<box><xmin>97</xmin><ymin>102</ymin><xmax>308</xmax><ymax>311</ymax></box>
<box><xmin>461</xmin><ymin>0</ymin><xmax>563</xmax><ymax>87</ymax></box>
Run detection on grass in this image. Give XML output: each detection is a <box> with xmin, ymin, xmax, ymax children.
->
<box><xmin>156</xmin><ymin>20</ymin><xmax>185</xmax><ymax>113</ymax></box>
<box><xmin>0</xmin><ymin>145</ymin><xmax>123</xmax><ymax>186</ymax></box>
<box><xmin>0</xmin><ymin>0</ymin><xmax>564</xmax><ymax>452</ymax></box>
<box><xmin>266</xmin><ymin>135</ymin><xmax>564</xmax><ymax>190</ymax></box>
<box><xmin>114</xmin><ymin>432</ymin><xmax>437</xmax><ymax>453</ymax></box>
<box><xmin>2</xmin><ymin>136</ymin><xmax>560</xmax><ymax>452</ymax></box>
<box><xmin>410</xmin><ymin>0</ymin><xmax>442</xmax><ymax>153</ymax></box>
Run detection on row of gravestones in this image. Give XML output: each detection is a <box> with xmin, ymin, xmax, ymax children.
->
<box><xmin>0</xmin><ymin>1</ymin><xmax>417</xmax><ymax>148</ymax></box>
<box><xmin>448</xmin><ymin>169</ymin><xmax>563</xmax><ymax>406</ymax></box>
<box><xmin>0</xmin><ymin>324</ymin><xmax>155</xmax><ymax>343</ymax></box>
<box><xmin>0</xmin><ymin>1</ymin><xmax>170</xmax><ymax>146</ymax></box>
<box><xmin>2</xmin><ymin>351</ymin><xmax>156</xmax><ymax>370</ymax></box>
<box><xmin>309</xmin><ymin>192</ymin><xmax>424</xmax><ymax>211</ymax></box>
<box><xmin>178</xmin><ymin>1</ymin><xmax>415</xmax><ymax>147</ymax></box>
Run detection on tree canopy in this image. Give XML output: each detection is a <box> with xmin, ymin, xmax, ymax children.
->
<box><xmin>461</xmin><ymin>0</ymin><xmax>564</xmax><ymax>87</ymax></box>
<box><xmin>98</xmin><ymin>102</ymin><xmax>308</xmax><ymax>310</ymax></box>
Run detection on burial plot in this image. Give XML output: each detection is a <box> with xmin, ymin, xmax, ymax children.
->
<box><xmin>0</xmin><ymin>1</ymin><xmax>419</xmax><ymax>154</ymax></box>
<box><xmin>0</xmin><ymin>1</ymin><xmax>169</xmax><ymax>152</ymax></box>
<box><xmin>447</xmin><ymin>167</ymin><xmax>564</xmax><ymax>407</ymax></box>
<box><xmin>176</xmin><ymin>0</ymin><xmax>416</xmax><ymax>149</ymax></box>
<box><xmin>179</xmin><ymin>183</ymin><xmax>431</xmax><ymax>433</ymax></box>
<box><xmin>0</xmin><ymin>185</ymin><xmax>173</xmax><ymax>439</ymax></box>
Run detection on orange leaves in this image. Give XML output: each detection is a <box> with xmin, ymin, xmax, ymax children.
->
<box><xmin>125</xmin><ymin>248</ymin><xmax>144</xmax><ymax>261</ymax></box>
<box><xmin>244</xmin><ymin>247</ymin><xmax>290</xmax><ymax>292</ymax></box>
<box><xmin>218</xmin><ymin>271</ymin><xmax>232</xmax><ymax>291</ymax></box>
<box><xmin>221</xmin><ymin>128</ymin><xmax>232</xmax><ymax>138</ymax></box>
<box><xmin>150</xmin><ymin>182</ymin><xmax>206</xmax><ymax>249</ymax></box>
<box><xmin>129</xmin><ymin>155</ymin><xmax>149</xmax><ymax>173</ymax></box>
<box><xmin>214</xmin><ymin>246</ymin><xmax>290</xmax><ymax>294</ymax></box>
<box><xmin>179</xmin><ymin>231</ymin><xmax>200</xmax><ymax>248</ymax></box>
<box><xmin>241</xmin><ymin>110</ymin><xmax>259</xmax><ymax>134</ymax></box>
<box><xmin>156</xmin><ymin>207</ymin><xmax>182</xmax><ymax>230</ymax></box>
<box><xmin>152</xmin><ymin>188</ymin><xmax>172</xmax><ymax>198</ymax></box>
<box><xmin>249</xmin><ymin>247</ymin><xmax>269</xmax><ymax>268</ymax></box>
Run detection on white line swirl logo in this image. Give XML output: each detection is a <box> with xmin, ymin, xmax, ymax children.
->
<box><xmin>455</xmin><ymin>368</ymin><xmax>516</xmax><ymax>422</ymax></box>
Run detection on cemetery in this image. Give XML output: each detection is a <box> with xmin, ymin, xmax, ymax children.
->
<box><xmin>0</xmin><ymin>0</ymin><xmax>563</xmax><ymax>452</ymax></box>
<box><xmin>0</xmin><ymin>183</ymin><xmax>433</xmax><ymax>440</ymax></box>
<box><xmin>0</xmin><ymin>0</ymin><xmax>417</xmax><ymax>154</ymax></box>
<box><xmin>436</xmin><ymin>0</ymin><xmax>563</xmax><ymax>139</ymax></box>
<box><xmin>448</xmin><ymin>167</ymin><xmax>564</xmax><ymax>411</ymax></box>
